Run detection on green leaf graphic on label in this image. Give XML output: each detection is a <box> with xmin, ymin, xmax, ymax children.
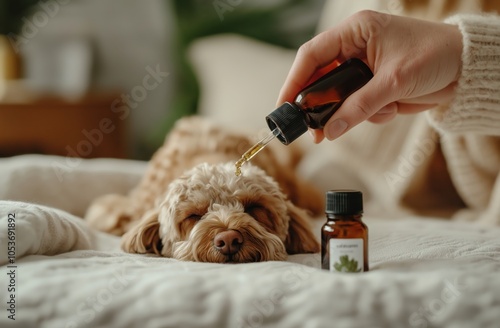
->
<box><xmin>333</xmin><ymin>255</ymin><xmax>361</xmax><ymax>272</ymax></box>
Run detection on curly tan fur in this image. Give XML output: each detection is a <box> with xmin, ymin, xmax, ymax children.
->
<box><xmin>85</xmin><ymin>116</ymin><xmax>323</xmax><ymax>263</ymax></box>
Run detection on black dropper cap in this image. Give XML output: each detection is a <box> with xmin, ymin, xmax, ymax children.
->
<box><xmin>265</xmin><ymin>102</ymin><xmax>308</xmax><ymax>145</ymax></box>
<box><xmin>326</xmin><ymin>190</ymin><xmax>363</xmax><ymax>215</ymax></box>
<box><xmin>266</xmin><ymin>59</ymin><xmax>372</xmax><ymax>145</ymax></box>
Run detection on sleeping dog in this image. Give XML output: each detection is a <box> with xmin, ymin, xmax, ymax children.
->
<box><xmin>85</xmin><ymin>116</ymin><xmax>322</xmax><ymax>263</ymax></box>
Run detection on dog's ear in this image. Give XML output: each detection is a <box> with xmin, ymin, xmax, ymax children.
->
<box><xmin>85</xmin><ymin>194</ymin><xmax>134</xmax><ymax>236</ymax></box>
<box><xmin>284</xmin><ymin>202</ymin><xmax>320</xmax><ymax>254</ymax></box>
<box><xmin>121</xmin><ymin>209</ymin><xmax>162</xmax><ymax>255</ymax></box>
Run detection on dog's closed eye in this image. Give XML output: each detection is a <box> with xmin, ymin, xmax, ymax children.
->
<box><xmin>185</xmin><ymin>214</ymin><xmax>203</xmax><ymax>221</ymax></box>
<box><xmin>244</xmin><ymin>203</ymin><xmax>264</xmax><ymax>216</ymax></box>
<box><xmin>179</xmin><ymin>213</ymin><xmax>204</xmax><ymax>238</ymax></box>
<box><xmin>244</xmin><ymin>203</ymin><xmax>274</xmax><ymax>231</ymax></box>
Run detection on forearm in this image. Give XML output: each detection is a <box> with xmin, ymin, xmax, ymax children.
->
<box><xmin>427</xmin><ymin>14</ymin><xmax>500</xmax><ymax>135</ymax></box>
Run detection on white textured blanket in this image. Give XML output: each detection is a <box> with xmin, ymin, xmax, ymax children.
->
<box><xmin>0</xmin><ymin>155</ymin><xmax>499</xmax><ymax>328</ymax></box>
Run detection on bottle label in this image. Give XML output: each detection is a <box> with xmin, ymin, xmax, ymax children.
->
<box><xmin>329</xmin><ymin>238</ymin><xmax>364</xmax><ymax>273</ymax></box>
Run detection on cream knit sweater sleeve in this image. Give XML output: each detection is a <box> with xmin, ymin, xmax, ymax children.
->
<box><xmin>422</xmin><ymin>13</ymin><xmax>500</xmax><ymax>225</ymax></box>
<box><xmin>427</xmin><ymin>14</ymin><xmax>500</xmax><ymax>134</ymax></box>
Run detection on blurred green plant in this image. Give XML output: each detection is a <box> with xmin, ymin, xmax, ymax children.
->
<box><xmin>147</xmin><ymin>0</ymin><xmax>324</xmax><ymax>152</ymax></box>
<box><xmin>333</xmin><ymin>255</ymin><xmax>362</xmax><ymax>273</ymax></box>
<box><xmin>0</xmin><ymin>0</ymin><xmax>38</xmax><ymax>35</ymax></box>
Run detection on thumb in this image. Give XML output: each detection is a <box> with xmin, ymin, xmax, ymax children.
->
<box><xmin>323</xmin><ymin>71</ymin><xmax>400</xmax><ymax>140</ymax></box>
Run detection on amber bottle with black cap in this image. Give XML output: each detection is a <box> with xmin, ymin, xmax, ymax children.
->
<box><xmin>234</xmin><ymin>58</ymin><xmax>372</xmax><ymax>176</ymax></box>
<box><xmin>266</xmin><ymin>58</ymin><xmax>373</xmax><ymax>145</ymax></box>
<box><xmin>321</xmin><ymin>190</ymin><xmax>369</xmax><ymax>272</ymax></box>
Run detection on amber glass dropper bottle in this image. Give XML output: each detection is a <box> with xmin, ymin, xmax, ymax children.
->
<box><xmin>266</xmin><ymin>58</ymin><xmax>373</xmax><ymax>145</ymax></box>
<box><xmin>321</xmin><ymin>190</ymin><xmax>369</xmax><ymax>272</ymax></box>
<box><xmin>234</xmin><ymin>58</ymin><xmax>373</xmax><ymax>175</ymax></box>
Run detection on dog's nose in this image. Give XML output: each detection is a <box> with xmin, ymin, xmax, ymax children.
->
<box><xmin>214</xmin><ymin>230</ymin><xmax>243</xmax><ymax>255</ymax></box>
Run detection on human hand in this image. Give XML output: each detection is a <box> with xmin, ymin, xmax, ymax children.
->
<box><xmin>276</xmin><ymin>10</ymin><xmax>463</xmax><ymax>143</ymax></box>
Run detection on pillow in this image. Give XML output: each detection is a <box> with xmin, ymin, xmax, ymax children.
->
<box><xmin>0</xmin><ymin>155</ymin><xmax>145</xmax><ymax>217</ymax></box>
<box><xmin>188</xmin><ymin>34</ymin><xmax>296</xmax><ymax>135</ymax></box>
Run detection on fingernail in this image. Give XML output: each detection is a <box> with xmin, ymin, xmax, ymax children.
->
<box><xmin>308</xmin><ymin>129</ymin><xmax>314</xmax><ymax>139</ymax></box>
<box><xmin>326</xmin><ymin>120</ymin><xmax>348</xmax><ymax>140</ymax></box>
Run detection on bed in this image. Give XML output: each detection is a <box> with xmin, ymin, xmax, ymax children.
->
<box><xmin>2</xmin><ymin>2</ymin><xmax>500</xmax><ymax>326</ymax></box>
<box><xmin>1</xmin><ymin>154</ymin><xmax>500</xmax><ymax>328</ymax></box>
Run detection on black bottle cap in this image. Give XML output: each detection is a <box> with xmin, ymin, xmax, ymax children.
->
<box><xmin>326</xmin><ymin>190</ymin><xmax>363</xmax><ymax>215</ymax></box>
<box><xmin>265</xmin><ymin>102</ymin><xmax>308</xmax><ymax>145</ymax></box>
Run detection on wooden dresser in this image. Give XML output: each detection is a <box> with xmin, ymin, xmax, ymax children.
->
<box><xmin>0</xmin><ymin>89</ymin><xmax>127</xmax><ymax>159</ymax></box>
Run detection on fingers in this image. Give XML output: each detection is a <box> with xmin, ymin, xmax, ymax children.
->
<box><xmin>309</xmin><ymin>129</ymin><xmax>325</xmax><ymax>144</ymax></box>
<box><xmin>277</xmin><ymin>30</ymin><xmax>343</xmax><ymax>105</ymax></box>
<box><xmin>276</xmin><ymin>10</ymin><xmax>462</xmax><ymax>144</ymax></box>
<box><xmin>367</xmin><ymin>103</ymin><xmax>398</xmax><ymax>123</ymax></box>
<box><xmin>318</xmin><ymin>102</ymin><xmax>435</xmax><ymax>133</ymax></box>
<box><xmin>277</xmin><ymin>10</ymin><xmax>395</xmax><ymax>106</ymax></box>
<box><xmin>395</xmin><ymin>102</ymin><xmax>437</xmax><ymax>114</ymax></box>
<box><xmin>367</xmin><ymin>102</ymin><xmax>435</xmax><ymax>124</ymax></box>
<box><xmin>323</xmin><ymin>72</ymin><xmax>401</xmax><ymax>140</ymax></box>
<box><xmin>318</xmin><ymin>77</ymin><xmax>450</xmax><ymax>137</ymax></box>
<box><xmin>398</xmin><ymin>82</ymin><xmax>457</xmax><ymax>105</ymax></box>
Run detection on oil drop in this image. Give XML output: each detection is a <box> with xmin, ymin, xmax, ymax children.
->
<box><xmin>234</xmin><ymin>128</ymin><xmax>279</xmax><ymax>176</ymax></box>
